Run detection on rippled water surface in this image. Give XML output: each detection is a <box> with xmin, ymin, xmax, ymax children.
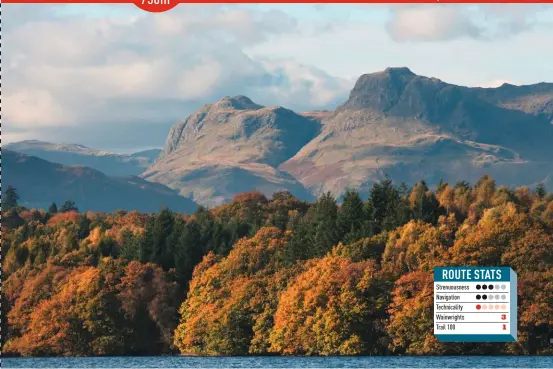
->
<box><xmin>3</xmin><ymin>356</ymin><xmax>553</xmax><ymax>368</ymax></box>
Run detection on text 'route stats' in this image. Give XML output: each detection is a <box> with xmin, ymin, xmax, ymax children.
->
<box><xmin>434</xmin><ymin>267</ymin><xmax>517</xmax><ymax>342</ymax></box>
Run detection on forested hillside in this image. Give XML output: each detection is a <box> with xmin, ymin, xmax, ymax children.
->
<box><xmin>2</xmin><ymin>175</ymin><xmax>553</xmax><ymax>356</ymax></box>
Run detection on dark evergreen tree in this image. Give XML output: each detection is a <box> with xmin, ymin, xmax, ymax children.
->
<box><xmin>284</xmin><ymin>210</ymin><xmax>310</xmax><ymax>263</ymax></box>
<box><xmin>395</xmin><ymin>182</ymin><xmax>412</xmax><ymax>226</ymax></box>
<box><xmin>48</xmin><ymin>202</ymin><xmax>58</xmax><ymax>214</ymax></box>
<box><xmin>166</xmin><ymin>217</ymin><xmax>186</xmax><ymax>264</ymax></box>
<box><xmin>139</xmin><ymin>216</ymin><xmax>155</xmax><ymax>263</ymax></box>
<box><xmin>193</xmin><ymin>206</ymin><xmax>231</xmax><ymax>255</ymax></box>
<box><xmin>174</xmin><ymin>220</ymin><xmax>204</xmax><ymax>287</ymax></box>
<box><xmin>2</xmin><ymin>209</ymin><xmax>25</xmax><ymax>230</ymax></box>
<box><xmin>119</xmin><ymin>228</ymin><xmax>140</xmax><ymax>261</ymax></box>
<box><xmin>152</xmin><ymin>207</ymin><xmax>174</xmax><ymax>269</ymax></box>
<box><xmin>3</xmin><ymin>186</ymin><xmax>20</xmax><ymax>211</ymax></box>
<box><xmin>210</xmin><ymin>221</ymin><xmax>229</xmax><ymax>255</ymax></box>
<box><xmin>98</xmin><ymin>236</ymin><xmax>118</xmax><ymax>258</ymax></box>
<box><xmin>225</xmin><ymin>218</ymin><xmax>250</xmax><ymax>249</ymax></box>
<box><xmin>30</xmin><ymin>210</ymin><xmax>43</xmax><ymax>223</ymax></box>
<box><xmin>454</xmin><ymin>181</ymin><xmax>471</xmax><ymax>191</ymax></box>
<box><xmin>536</xmin><ymin>183</ymin><xmax>547</xmax><ymax>199</ymax></box>
<box><xmin>309</xmin><ymin>192</ymin><xmax>339</xmax><ymax>257</ymax></box>
<box><xmin>59</xmin><ymin>200</ymin><xmax>78</xmax><ymax>213</ymax></box>
<box><xmin>77</xmin><ymin>215</ymin><xmax>91</xmax><ymax>239</ymax></box>
<box><xmin>366</xmin><ymin>176</ymin><xmax>404</xmax><ymax>234</ymax></box>
<box><xmin>409</xmin><ymin>181</ymin><xmax>442</xmax><ymax>224</ymax></box>
<box><xmin>338</xmin><ymin>188</ymin><xmax>366</xmax><ymax>244</ymax></box>
<box><xmin>241</xmin><ymin>193</ymin><xmax>267</xmax><ymax>235</ymax></box>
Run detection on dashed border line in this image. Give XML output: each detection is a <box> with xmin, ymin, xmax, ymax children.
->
<box><xmin>1</xmin><ymin>0</ymin><xmax>3</xmax><ymax>364</ymax></box>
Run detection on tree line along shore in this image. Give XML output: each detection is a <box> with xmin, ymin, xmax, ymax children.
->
<box><xmin>2</xmin><ymin>175</ymin><xmax>553</xmax><ymax>356</ymax></box>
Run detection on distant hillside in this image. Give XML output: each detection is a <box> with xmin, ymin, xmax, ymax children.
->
<box><xmin>2</xmin><ymin>149</ymin><xmax>197</xmax><ymax>213</ymax></box>
<box><xmin>473</xmin><ymin>82</ymin><xmax>553</xmax><ymax>122</ymax></box>
<box><xmin>142</xmin><ymin>96</ymin><xmax>318</xmax><ymax>206</ymax></box>
<box><xmin>5</xmin><ymin>140</ymin><xmax>159</xmax><ymax>176</ymax></box>
<box><xmin>130</xmin><ymin>148</ymin><xmax>162</xmax><ymax>161</ymax></box>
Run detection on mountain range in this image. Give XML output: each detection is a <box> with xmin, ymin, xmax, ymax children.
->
<box><xmin>4</xmin><ymin>67</ymin><xmax>553</xmax><ymax>210</ymax></box>
<box><xmin>282</xmin><ymin>67</ymin><xmax>553</xmax><ymax>197</ymax></box>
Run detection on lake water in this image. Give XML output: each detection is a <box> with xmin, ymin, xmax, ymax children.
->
<box><xmin>3</xmin><ymin>356</ymin><xmax>553</xmax><ymax>368</ymax></box>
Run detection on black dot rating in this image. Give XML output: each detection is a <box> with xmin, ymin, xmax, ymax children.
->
<box><xmin>476</xmin><ymin>284</ymin><xmax>506</xmax><ymax>291</ymax></box>
<box><xmin>476</xmin><ymin>294</ymin><xmax>508</xmax><ymax>301</ymax></box>
<box><xmin>434</xmin><ymin>267</ymin><xmax>517</xmax><ymax>342</ymax></box>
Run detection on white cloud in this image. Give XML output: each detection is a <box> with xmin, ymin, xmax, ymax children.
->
<box><xmin>178</xmin><ymin>62</ymin><xmax>224</xmax><ymax>100</ymax></box>
<box><xmin>4</xmin><ymin>90</ymin><xmax>73</xmax><ymax>127</ymax></box>
<box><xmin>258</xmin><ymin>60</ymin><xmax>352</xmax><ymax>108</ymax></box>
<box><xmin>2</xmin><ymin>4</ymin><xmax>346</xmax><ymax>147</ymax></box>
<box><xmin>387</xmin><ymin>6</ymin><xmax>481</xmax><ymax>42</ymax></box>
<box><xmin>386</xmin><ymin>5</ymin><xmax>550</xmax><ymax>42</ymax></box>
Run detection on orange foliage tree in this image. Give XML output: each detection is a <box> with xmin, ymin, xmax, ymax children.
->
<box><xmin>269</xmin><ymin>255</ymin><xmax>390</xmax><ymax>355</ymax></box>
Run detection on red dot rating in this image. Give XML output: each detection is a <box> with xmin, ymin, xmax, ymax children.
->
<box><xmin>434</xmin><ymin>267</ymin><xmax>517</xmax><ymax>342</ymax></box>
<box><xmin>476</xmin><ymin>304</ymin><xmax>507</xmax><ymax>310</ymax></box>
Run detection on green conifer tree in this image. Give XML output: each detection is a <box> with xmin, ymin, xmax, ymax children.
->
<box><xmin>338</xmin><ymin>188</ymin><xmax>366</xmax><ymax>244</ymax></box>
<box><xmin>48</xmin><ymin>202</ymin><xmax>58</xmax><ymax>214</ymax></box>
<box><xmin>3</xmin><ymin>186</ymin><xmax>20</xmax><ymax>211</ymax></box>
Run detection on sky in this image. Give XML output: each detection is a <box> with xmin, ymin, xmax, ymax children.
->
<box><xmin>4</xmin><ymin>4</ymin><xmax>553</xmax><ymax>152</ymax></box>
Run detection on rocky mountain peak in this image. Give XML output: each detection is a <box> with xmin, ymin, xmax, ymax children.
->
<box><xmin>338</xmin><ymin>67</ymin><xmax>420</xmax><ymax>112</ymax></box>
<box><xmin>213</xmin><ymin>95</ymin><xmax>263</xmax><ymax>111</ymax></box>
<box><xmin>384</xmin><ymin>66</ymin><xmax>416</xmax><ymax>76</ymax></box>
<box><xmin>157</xmin><ymin>95</ymin><xmax>321</xmax><ymax>169</ymax></box>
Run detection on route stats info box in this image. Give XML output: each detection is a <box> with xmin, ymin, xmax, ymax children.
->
<box><xmin>434</xmin><ymin>267</ymin><xmax>517</xmax><ymax>342</ymax></box>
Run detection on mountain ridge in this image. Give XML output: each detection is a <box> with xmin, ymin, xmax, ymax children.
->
<box><xmin>145</xmin><ymin>67</ymin><xmax>553</xmax><ymax>203</ymax></box>
<box><xmin>280</xmin><ymin>67</ymin><xmax>553</xmax><ymax>197</ymax></box>
<box><xmin>5</xmin><ymin>140</ymin><xmax>161</xmax><ymax>176</ymax></box>
<box><xmin>2</xmin><ymin>149</ymin><xmax>197</xmax><ymax>213</ymax></box>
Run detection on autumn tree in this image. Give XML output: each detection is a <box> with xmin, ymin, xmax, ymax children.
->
<box><xmin>517</xmin><ymin>269</ymin><xmax>553</xmax><ymax>354</ymax></box>
<box><xmin>173</xmin><ymin>227</ymin><xmax>299</xmax><ymax>355</ymax></box>
<box><xmin>449</xmin><ymin>203</ymin><xmax>530</xmax><ymax>266</ymax></box>
<box><xmin>266</xmin><ymin>191</ymin><xmax>309</xmax><ymax>230</ymax></box>
<box><xmin>386</xmin><ymin>271</ymin><xmax>441</xmax><ymax>354</ymax></box>
<box><xmin>270</xmin><ymin>256</ymin><xmax>390</xmax><ymax>355</ymax></box>
<box><xmin>4</xmin><ymin>258</ymin><xmax>180</xmax><ymax>356</ymax></box>
<box><xmin>381</xmin><ymin>220</ymin><xmax>450</xmax><ymax>276</ymax></box>
<box><xmin>116</xmin><ymin>261</ymin><xmax>181</xmax><ymax>354</ymax></box>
